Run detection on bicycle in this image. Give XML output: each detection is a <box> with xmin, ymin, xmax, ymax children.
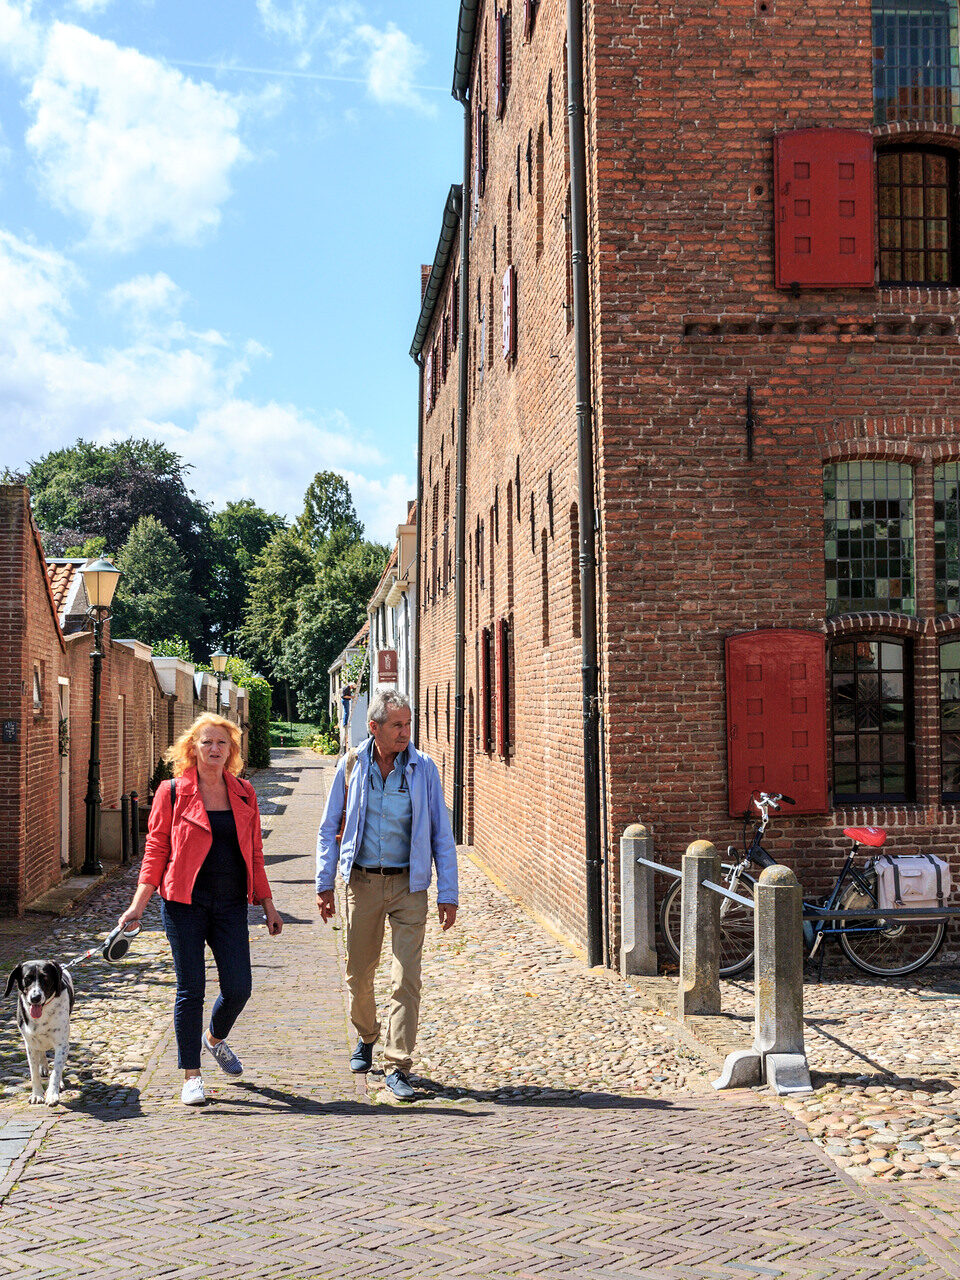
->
<box><xmin>658</xmin><ymin>791</ymin><xmax>948</xmax><ymax>978</ymax></box>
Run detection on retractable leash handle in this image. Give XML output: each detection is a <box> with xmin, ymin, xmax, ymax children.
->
<box><xmin>102</xmin><ymin>922</ymin><xmax>141</xmax><ymax>963</ymax></box>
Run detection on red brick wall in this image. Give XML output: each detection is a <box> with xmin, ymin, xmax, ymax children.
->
<box><xmin>0</xmin><ymin>487</ymin><xmax>171</xmax><ymax>911</ymax></box>
<box><xmin>418</xmin><ymin>2</ymin><xmax>960</xmax><ymax>957</ymax></box>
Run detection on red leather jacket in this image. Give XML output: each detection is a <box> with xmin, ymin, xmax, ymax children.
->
<box><xmin>139</xmin><ymin>767</ymin><xmax>273</xmax><ymax>905</ymax></box>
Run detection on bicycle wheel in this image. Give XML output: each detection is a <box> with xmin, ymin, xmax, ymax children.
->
<box><xmin>658</xmin><ymin>877</ymin><xmax>755</xmax><ymax>977</ymax></box>
<box><xmin>838</xmin><ymin>883</ymin><xmax>946</xmax><ymax>976</ymax></box>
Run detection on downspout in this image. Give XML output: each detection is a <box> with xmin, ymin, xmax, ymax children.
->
<box><xmin>567</xmin><ymin>0</ymin><xmax>604</xmax><ymax>968</ymax></box>
<box><xmin>451</xmin><ymin>100</ymin><xmax>471</xmax><ymax>844</ymax></box>
<box><xmin>413</xmin><ymin>353</ymin><xmax>424</xmax><ymax>743</ymax></box>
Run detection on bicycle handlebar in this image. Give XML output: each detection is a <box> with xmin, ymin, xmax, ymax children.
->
<box><xmin>752</xmin><ymin>791</ymin><xmax>796</xmax><ymax>813</ymax></box>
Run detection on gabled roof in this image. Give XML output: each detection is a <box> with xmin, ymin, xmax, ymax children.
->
<box><xmin>368</xmin><ymin>544</ymin><xmax>399</xmax><ymax>610</ymax></box>
<box><xmin>46</xmin><ymin>559</ymin><xmax>89</xmax><ymax>622</ymax></box>
<box><xmin>410</xmin><ymin>185</ymin><xmax>462</xmax><ymax>358</ymax></box>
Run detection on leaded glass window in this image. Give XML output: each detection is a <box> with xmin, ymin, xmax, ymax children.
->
<box><xmin>873</xmin><ymin>0</ymin><xmax>960</xmax><ymax>126</ymax></box>
<box><xmin>878</xmin><ymin>149</ymin><xmax>955</xmax><ymax>284</ymax></box>
<box><xmin>824</xmin><ymin>462</ymin><xmax>915</xmax><ymax>615</ymax></box>
<box><xmin>935</xmin><ymin>462</ymin><xmax>960</xmax><ymax>612</ymax></box>
<box><xmin>831</xmin><ymin>638</ymin><xmax>914</xmax><ymax>802</ymax></box>
<box><xmin>939</xmin><ymin>639</ymin><xmax>960</xmax><ymax>797</ymax></box>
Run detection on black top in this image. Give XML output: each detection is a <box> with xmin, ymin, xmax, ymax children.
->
<box><xmin>191</xmin><ymin>809</ymin><xmax>247</xmax><ymax>906</ymax></box>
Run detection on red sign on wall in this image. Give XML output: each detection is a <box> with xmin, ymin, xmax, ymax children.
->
<box><xmin>377</xmin><ymin>649</ymin><xmax>398</xmax><ymax>684</ymax></box>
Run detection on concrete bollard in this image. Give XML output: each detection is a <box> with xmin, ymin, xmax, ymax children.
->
<box><xmin>714</xmin><ymin>864</ymin><xmax>812</xmax><ymax>1095</ymax></box>
<box><xmin>120</xmin><ymin>794</ymin><xmax>131</xmax><ymax>866</ymax></box>
<box><xmin>620</xmin><ymin>823</ymin><xmax>658</xmax><ymax>976</ymax></box>
<box><xmin>679</xmin><ymin>840</ymin><xmax>721</xmax><ymax>1019</ymax></box>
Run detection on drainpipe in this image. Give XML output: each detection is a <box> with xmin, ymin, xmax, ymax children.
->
<box><xmin>413</xmin><ymin>353</ymin><xmax>424</xmax><ymax>744</ymax></box>
<box><xmin>567</xmin><ymin>0</ymin><xmax>604</xmax><ymax>968</ymax></box>
<box><xmin>452</xmin><ymin>93</ymin><xmax>472</xmax><ymax>843</ymax></box>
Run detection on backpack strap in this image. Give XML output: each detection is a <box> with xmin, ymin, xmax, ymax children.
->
<box><xmin>336</xmin><ymin>749</ymin><xmax>360</xmax><ymax>844</ymax></box>
<box><xmin>891</xmin><ymin>858</ymin><xmax>904</xmax><ymax>906</ymax></box>
<box><xmin>924</xmin><ymin>853</ymin><xmax>945</xmax><ymax>906</ymax></box>
<box><xmin>169</xmin><ymin>777</ymin><xmax>176</xmax><ymax>809</ymax></box>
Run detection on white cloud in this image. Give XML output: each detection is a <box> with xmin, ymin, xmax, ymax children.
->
<box><xmin>0</xmin><ymin>0</ymin><xmax>42</xmax><ymax>74</ymax></box>
<box><xmin>25</xmin><ymin>23</ymin><xmax>248</xmax><ymax>251</ymax></box>
<box><xmin>355</xmin><ymin>23</ymin><xmax>430</xmax><ymax>112</ymax></box>
<box><xmin>0</xmin><ymin>228</ymin><xmax>403</xmax><ymax>537</ymax></box>
<box><xmin>254</xmin><ymin>3</ymin><xmax>432</xmax><ymax>112</ymax></box>
<box><xmin>70</xmin><ymin>0</ymin><xmax>114</xmax><ymax>11</ymax></box>
<box><xmin>108</xmin><ymin>272</ymin><xmax>185</xmax><ymax>324</ymax></box>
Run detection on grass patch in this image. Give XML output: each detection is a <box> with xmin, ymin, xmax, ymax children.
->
<box><xmin>269</xmin><ymin>719</ymin><xmax>323</xmax><ymax>748</ymax></box>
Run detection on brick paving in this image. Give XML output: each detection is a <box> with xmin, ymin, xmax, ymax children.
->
<box><xmin>0</xmin><ymin>750</ymin><xmax>958</xmax><ymax>1277</ymax></box>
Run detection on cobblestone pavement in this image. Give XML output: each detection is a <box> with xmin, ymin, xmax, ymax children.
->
<box><xmin>0</xmin><ymin>750</ymin><xmax>959</xmax><ymax>1277</ymax></box>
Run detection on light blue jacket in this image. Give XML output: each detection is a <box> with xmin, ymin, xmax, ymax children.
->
<box><xmin>316</xmin><ymin>739</ymin><xmax>458</xmax><ymax>905</ymax></box>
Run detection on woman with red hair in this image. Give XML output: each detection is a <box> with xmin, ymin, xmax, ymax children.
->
<box><xmin>120</xmin><ymin>713</ymin><xmax>282</xmax><ymax>1105</ymax></box>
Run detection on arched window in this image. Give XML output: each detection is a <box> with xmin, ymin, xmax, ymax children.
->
<box><xmin>824</xmin><ymin>461</ymin><xmax>915</xmax><ymax>614</ymax></box>
<box><xmin>830</xmin><ymin>637</ymin><xmax>914</xmax><ymax>802</ymax></box>
<box><xmin>878</xmin><ymin>148</ymin><xmax>957</xmax><ymax>284</ymax></box>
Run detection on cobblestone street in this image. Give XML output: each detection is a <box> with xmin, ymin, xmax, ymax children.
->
<box><xmin>1</xmin><ymin>750</ymin><xmax>960</xmax><ymax>1277</ymax></box>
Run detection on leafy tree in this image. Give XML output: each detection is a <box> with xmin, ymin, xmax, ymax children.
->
<box><xmin>208</xmin><ymin>500</ymin><xmax>286</xmax><ymax>645</ymax></box>
<box><xmin>296</xmin><ymin>470</ymin><xmax>363</xmax><ymax>551</ymax></box>
<box><xmin>110</xmin><ymin>516</ymin><xmax>204</xmax><ymax>650</ymax></box>
<box><xmin>61</xmin><ymin>536</ymin><xmax>107</xmax><ymax>559</ymax></box>
<box><xmin>277</xmin><ymin>540</ymin><xmax>388</xmax><ymax>722</ymax></box>
<box><xmin>151</xmin><ymin>635</ymin><xmax>194</xmax><ymax>661</ymax></box>
<box><xmin>23</xmin><ymin>437</ymin><xmax>215</xmax><ymax>644</ymax></box>
<box><xmin>237</xmin><ymin>527</ymin><xmax>315</xmax><ymax>680</ymax></box>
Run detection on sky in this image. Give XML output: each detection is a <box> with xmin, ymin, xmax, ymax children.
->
<box><xmin>0</xmin><ymin>0</ymin><xmax>463</xmax><ymax>544</ymax></box>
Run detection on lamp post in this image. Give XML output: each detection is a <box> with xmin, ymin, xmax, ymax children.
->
<box><xmin>211</xmin><ymin>649</ymin><xmax>229</xmax><ymax>714</ymax></box>
<box><xmin>79</xmin><ymin>556</ymin><xmax>122</xmax><ymax>877</ymax></box>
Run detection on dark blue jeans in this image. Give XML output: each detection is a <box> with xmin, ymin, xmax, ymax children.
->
<box><xmin>161</xmin><ymin>898</ymin><xmax>252</xmax><ymax>1070</ymax></box>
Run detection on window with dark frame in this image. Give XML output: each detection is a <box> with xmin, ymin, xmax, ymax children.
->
<box><xmin>878</xmin><ymin>148</ymin><xmax>956</xmax><ymax>284</ymax></box>
<box><xmin>873</xmin><ymin>0</ymin><xmax>960</xmax><ymax>125</ymax></box>
<box><xmin>824</xmin><ymin>461</ymin><xmax>915</xmax><ymax>614</ymax></box>
<box><xmin>940</xmin><ymin>638</ymin><xmax>960</xmax><ymax>798</ymax></box>
<box><xmin>831</xmin><ymin>637</ymin><xmax>914</xmax><ymax>802</ymax></box>
<box><xmin>935</xmin><ymin>462</ymin><xmax>960</xmax><ymax>612</ymax></box>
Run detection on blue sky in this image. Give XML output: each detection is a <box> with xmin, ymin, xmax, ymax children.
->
<box><xmin>0</xmin><ymin>0</ymin><xmax>462</xmax><ymax>543</ymax></box>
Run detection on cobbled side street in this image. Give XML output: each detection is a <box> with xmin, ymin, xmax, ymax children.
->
<box><xmin>0</xmin><ymin>749</ymin><xmax>959</xmax><ymax>1278</ymax></box>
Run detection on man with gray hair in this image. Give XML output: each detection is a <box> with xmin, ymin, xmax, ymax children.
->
<box><xmin>316</xmin><ymin>689</ymin><xmax>458</xmax><ymax>1100</ymax></box>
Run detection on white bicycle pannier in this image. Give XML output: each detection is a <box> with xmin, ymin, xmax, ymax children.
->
<box><xmin>874</xmin><ymin>854</ymin><xmax>952</xmax><ymax>918</ymax></box>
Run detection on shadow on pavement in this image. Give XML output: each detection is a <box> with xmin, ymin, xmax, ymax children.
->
<box><xmin>215</xmin><ymin>1081</ymin><xmax>481</xmax><ymax>1120</ymax></box>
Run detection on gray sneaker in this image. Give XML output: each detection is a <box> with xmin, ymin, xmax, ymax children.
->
<box><xmin>203</xmin><ymin>1033</ymin><xmax>243</xmax><ymax>1077</ymax></box>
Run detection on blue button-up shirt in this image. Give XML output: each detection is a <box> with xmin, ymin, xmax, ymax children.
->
<box><xmin>354</xmin><ymin>745</ymin><xmax>412</xmax><ymax>869</ymax></box>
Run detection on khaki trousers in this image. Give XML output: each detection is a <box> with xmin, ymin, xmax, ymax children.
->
<box><xmin>344</xmin><ymin>868</ymin><xmax>428</xmax><ymax>1074</ymax></box>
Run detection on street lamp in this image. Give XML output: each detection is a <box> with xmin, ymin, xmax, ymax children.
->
<box><xmin>79</xmin><ymin>556</ymin><xmax>122</xmax><ymax>877</ymax></box>
<box><xmin>210</xmin><ymin>649</ymin><xmax>229</xmax><ymax>714</ymax></box>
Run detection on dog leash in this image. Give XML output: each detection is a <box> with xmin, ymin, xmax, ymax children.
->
<box><xmin>60</xmin><ymin>923</ymin><xmax>142</xmax><ymax>972</ymax></box>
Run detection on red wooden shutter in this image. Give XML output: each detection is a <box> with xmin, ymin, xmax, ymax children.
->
<box><xmin>524</xmin><ymin>0</ymin><xmax>536</xmax><ymax>39</ymax></box>
<box><xmin>502</xmin><ymin>264</ymin><xmax>516</xmax><ymax>361</ymax></box>
<box><xmin>773</xmin><ymin>129</ymin><xmax>875</xmax><ymax>289</ymax></box>
<box><xmin>452</xmin><ymin>275</ymin><xmax>460</xmax><ymax>346</ymax></box>
<box><xmin>424</xmin><ymin>350</ymin><xmax>433</xmax><ymax>413</ymax></box>
<box><xmin>495</xmin><ymin>11</ymin><xmax>506</xmax><ymax>118</ymax></box>
<box><xmin>495</xmin><ymin>616</ymin><xmax>510</xmax><ymax>756</ymax></box>
<box><xmin>726</xmin><ymin>629</ymin><xmax>829</xmax><ymax>817</ymax></box>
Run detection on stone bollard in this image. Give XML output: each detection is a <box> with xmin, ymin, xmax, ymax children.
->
<box><xmin>714</xmin><ymin>864</ymin><xmax>812</xmax><ymax>1095</ymax></box>
<box><xmin>619</xmin><ymin>824</ymin><xmax>658</xmax><ymax>976</ymax></box>
<box><xmin>129</xmin><ymin>790</ymin><xmax>140</xmax><ymax>862</ymax></box>
<box><xmin>679</xmin><ymin>840</ymin><xmax>721</xmax><ymax>1018</ymax></box>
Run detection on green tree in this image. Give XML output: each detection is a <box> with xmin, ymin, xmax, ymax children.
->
<box><xmin>111</xmin><ymin>516</ymin><xmax>204</xmax><ymax>650</ymax></box>
<box><xmin>277</xmin><ymin>539</ymin><xmax>388</xmax><ymax>722</ymax></box>
<box><xmin>296</xmin><ymin>470</ymin><xmax>363</xmax><ymax>551</ymax></box>
<box><xmin>22</xmin><ymin>437</ymin><xmax>215</xmax><ymax>644</ymax></box>
<box><xmin>237</xmin><ymin>527</ymin><xmax>315</xmax><ymax>680</ymax></box>
<box><xmin>208</xmin><ymin>500</ymin><xmax>286</xmax><ymax>645</ymax></box>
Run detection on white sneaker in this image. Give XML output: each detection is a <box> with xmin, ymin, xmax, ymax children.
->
<box><xmin>181</xmin><ymin>1076</ymin><xmax>205</xmax><ymax>1106</ymax></box>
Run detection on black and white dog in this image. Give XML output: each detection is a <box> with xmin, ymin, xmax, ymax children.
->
<box><xmin>4</xmin><ymin>961</ymin><xmax>74</xmax><ymax>1106</ymax></box>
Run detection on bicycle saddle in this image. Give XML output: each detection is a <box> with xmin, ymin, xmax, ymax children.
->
<box><xmin>843</xmin><ymin>825</ymin><xmax>887</xmax><ymax>847</ymax></box>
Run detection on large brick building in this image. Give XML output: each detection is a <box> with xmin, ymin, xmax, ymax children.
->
<box><xmin>1</xmin><ymin>486</ymin><xmax>247</xmax><ymax>914</ymax></box>
<box><xmin>413</xmin><ymin>0</ymin><xmax>960</xmax><ymax>963</ymax></box>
